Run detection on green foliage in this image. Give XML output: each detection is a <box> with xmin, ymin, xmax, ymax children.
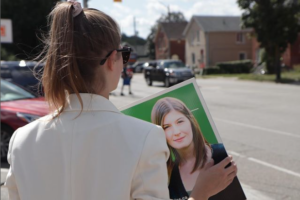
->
<box><xmin>146</xmin><ymin>11</ymin><xmax>186</xmax><ymax>60</ymax></box>
<box><xmin>203</xmin><ymin>67</ymin><xmax>222</xmax><ymax>75</ymax></box>
<box><xmin>121</xmin><ymin>34</ymin><xmax>146</xmax><ymax>46</ymax></box>
<box><xmin>147</xmin><ymin>26</ymin><xmax>158</xmax><ymax>60</ymax></box>
<box><xmin>216</xmin><ymin>60</ymin><xmax>253</xmax><ymax>74</ymax></box>
<box><xmin>237</xmin><ymin>0</ymin><xmax>300</xmax><ymax>80</ymax></box>
<box><xmin>293</xmin><ymin>64</ymin><xmax>300</xmax><ymax>72</ymax></box>
<box><xmin>1</xmin><ymin>47</ymin><xmax>18</xmax><ymax>61</ymax></box>
<box><xmin>157</xmin><ymin>11</ymin><xmax>186</xmax><ymax>23</ymax></box>
<box><xmin>1</xmin><ymin>0</ymin><xmax>57</xmax><ymax>60</ymax></box>
<box><xmin>201</xmin><ymin>71</ymin><xmax>300</xmax><ymax>84</ymax></box>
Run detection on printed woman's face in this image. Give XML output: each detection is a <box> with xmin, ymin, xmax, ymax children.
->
<box><xmin>162</xmin><ymin>110</ymin><xmax>193</xmax><ymax>150</ymax></box>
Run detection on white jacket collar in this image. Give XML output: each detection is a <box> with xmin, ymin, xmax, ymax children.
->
<box><xmin>64</xmin><ymin>93</ymin><xmax>120</xmax><ymax>114</ymax></box>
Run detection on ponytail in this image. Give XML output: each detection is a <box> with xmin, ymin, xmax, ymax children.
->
<box><xmin>38</xmin><ymin>2</ymin><xmax>121</xmax><ymax>117</ymax></box>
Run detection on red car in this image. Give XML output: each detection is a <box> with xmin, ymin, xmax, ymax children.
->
<box><xmin>1</xmin><ymin>79</ymin><xmax>49</xmax><ymax>160</ymax></box>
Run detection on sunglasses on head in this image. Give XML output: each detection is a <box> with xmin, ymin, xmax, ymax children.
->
<box><xmin>100</xmin><ymin>46</ymin><xmax>132</xmax><ymax>65</ymax></box>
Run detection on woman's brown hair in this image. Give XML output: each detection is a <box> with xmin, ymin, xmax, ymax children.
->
<box><xmin>151</xmin><ymin>97</ymin><xmax>210</xmax><ymax>174</ymax></box>
<box><xmin>37</xmin><ymin>2</ymin><xmax>120</xmax><ymax>116</ymax></box>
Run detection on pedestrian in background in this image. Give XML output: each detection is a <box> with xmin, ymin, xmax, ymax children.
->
<box><xmin>5</xmin><ymin>1</ymin><xmax>237</xmax><ymax>200</ymax></box>
<box><xmin>120</xmin><ymin>62</ymin><xmax>133</xmax><ymax>96</ymax></box>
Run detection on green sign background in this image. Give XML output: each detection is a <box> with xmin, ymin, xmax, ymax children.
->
<box><xmin>121</xmin><ymin>83</ymin><xmax>218</xmax><ymax>144</ymax></box>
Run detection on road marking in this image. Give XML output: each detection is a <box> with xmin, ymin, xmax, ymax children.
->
<box><xmin>228</xmin><ymin>150</ymin><xmax>300</xmax><ymax>179</ymax></box>
<box><xmin>214</xmin><ymin>118</ymin><xmax>300</xmax><ymax>139</ymax></box>
<box><xmin>248</xmin><ymin>157</ymin><xmax>300</xmax><ymax>179</ymax></box>
<box><xmin>227</xmin><ymin>150</ymin><xmax>245</xmax><ymax>158</ymax></box>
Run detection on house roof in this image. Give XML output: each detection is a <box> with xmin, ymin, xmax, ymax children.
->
<box><xmin>160</xmin><ymin>21</ymin><xmax>188</xmax><ymax>40</ymax></box>
<box><xmin>183</xmin><ymin>16</ymin><xmax>249</xmax><ymax>35</ymax></box>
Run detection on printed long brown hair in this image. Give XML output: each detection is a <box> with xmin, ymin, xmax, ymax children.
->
<box><xmin>36</xmin><ymin>2</ymin><xmax>120</xmax><ymax>116</ymax></box>
<box><xmin>151</xmin><ymin>97</ymin><xmax>210</xmax><ymax>174</ymax></box>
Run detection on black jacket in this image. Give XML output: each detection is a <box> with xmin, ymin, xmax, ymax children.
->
<box><xmin>168</xmin><ymin>143</ymin><xmax>246</xmax><ymax>200</ymax></box>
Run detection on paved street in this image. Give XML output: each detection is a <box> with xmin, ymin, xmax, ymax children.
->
<box><xmin>1</xmin><ymin>74</ymin><xmax>300</xmax><ymax>199</ymax></box>
<box><xmin>111</xmin><ymin>74</ymin><xmax>300</xmax><ymax>199</ymax></box>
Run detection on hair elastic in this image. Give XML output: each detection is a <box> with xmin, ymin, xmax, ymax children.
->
<box><xmin>67</xmin><ymin>0</ymin><xmax>83</xmax><ymax>17</ymax></box>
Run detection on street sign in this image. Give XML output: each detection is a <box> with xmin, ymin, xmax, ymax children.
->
<box><xmin>1</xmin><ymin>19</ymin><xmax>13</xmax><ymax>43</ymax></box>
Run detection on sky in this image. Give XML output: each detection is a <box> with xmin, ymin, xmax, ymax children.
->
<box><xmin>78</xmin><ymin>0</ymin><xmax>243</xmax><ymax>39</ymax></box>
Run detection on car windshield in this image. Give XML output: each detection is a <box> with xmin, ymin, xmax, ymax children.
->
<box><xmin>1</xmin><ymin>80</ymin><xmax>36</xmax><ymax>102</ymax></box>
<box><xmin>163</xmin><ymin>61</ymin><xmax>186</xmax><ymax>68</ymax></box>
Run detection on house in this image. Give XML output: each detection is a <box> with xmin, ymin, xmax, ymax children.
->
<box><xmin>183</xmin><ymin>16</ymin><xmax>252</xmax><ymax>69</ymax></box>
<box><xmin>154</xmin><ymin>21</ymin><xmax>188</xmax><ymax>63</ymax></box>
<box><xmin>121</xmin><ymin>41</ymin><xmax>149</xmax><ymax>64</ymax></box>
<box><xmin>252</xmin><ymin>33</ymin><xmax>300</xmax><ymax>68</ymax></box>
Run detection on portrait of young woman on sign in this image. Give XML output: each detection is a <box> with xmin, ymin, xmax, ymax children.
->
<box><xmin>151</xmin><ymin>97</ymin><xmax>238</xmax><ymax>199</ymax></box>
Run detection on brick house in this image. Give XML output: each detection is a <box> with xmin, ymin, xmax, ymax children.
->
<box><xmin>183</xmin><ymin>16</ymin><xmax>252</xmax><ymax>69</ymax></box>
<box><xmin>252</xmin><ymin>33</ymin><xmax>300</xmax><ymax>68</ymax></box>
<box><xmin>154</xmin><ymin>22</ymin><xmax>188</xmax><ymax>63</ymax></box>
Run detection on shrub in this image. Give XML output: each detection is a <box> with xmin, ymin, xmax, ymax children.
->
<box><xmin>216</xmin><ymin>60</ymin><xmax>253</xmax><ymax>74</ymax></box>
<box><xmin>203</xmin><ymin>67</ymin><xmax>221</xmax><ymax>75</ymax></box>
<box><xmin>293</xmin><ymin>64</ymin><xmax>300</xmax><ymax>72</ymax></box>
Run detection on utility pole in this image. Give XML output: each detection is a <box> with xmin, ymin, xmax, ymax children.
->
<box><xmin>159</xmin><ymin>1</ymin><xmax>170</xmax><ymax>22</ymax></box>
<box><xmin>133</xmin><ymin>16</ymin><xmax>137</xmax><ymax>62</ymax></box>
<box><xmin>83</xmin><ymin>0</ymin><xmax>88</xmax><ymax>8</ymax></box>
<box><xmin>133</xmin><ymin>17</ymin><xmax>138</xmax><ymax>36</ymax></box>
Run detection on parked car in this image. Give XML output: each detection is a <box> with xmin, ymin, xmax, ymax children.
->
<box><xmin>1</xmin><ymin>79</ymin><xmax>49</xmax><ymax>160</ymax></box>
<box><xmin>143</xmin><ymin>60</ymin><xmax>194</xmax><ymax>87</ymax></box>
<box><xmin>131</xmin><ymin>61</ymin><xmax>147</xmax><ymax>73</ymax></box>
<box><xmin>1</xmin><ymin>60</ymin><xmax>44</xmax><ymax>96</ymax></box>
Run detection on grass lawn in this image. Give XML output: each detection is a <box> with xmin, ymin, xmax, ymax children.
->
<box><xmin>197</xmin><ymin>69</ymin><xmax>300</xmax><ymax>84</ymax></box>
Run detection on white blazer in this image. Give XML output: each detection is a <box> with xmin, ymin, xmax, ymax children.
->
<box><xmin>5</xmin><ymin>93</ymin><xmax>170</xmax><ymax>200</ymax></box>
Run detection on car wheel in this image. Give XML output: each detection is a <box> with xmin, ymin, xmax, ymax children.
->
<box><xmin>146</xmin><ymin>77</ymin><xmax>152</xmax><ymax>86</ymax></box>
<box><xmin>164</xmin><ymin>77</ymin><xmax>170</xmax><ymax>87</ymax></box>
<box><xmin>1</xmin><ymin>125</ymin><xmax>13</xmax><ymax>160</ymax></box>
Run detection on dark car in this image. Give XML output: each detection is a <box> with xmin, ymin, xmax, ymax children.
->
<box><xmin>1</xmin><ymin>79</ymin><xmax>49</xmax><ymax>159</ymax></box>
<box><xmin>131</xmin><ymin>61</ymin><xmax>147</xmax><ymax>73</ymax></box>
<box><xmin>144</xmin><ymin>60</ymin><xmax>194</xmax><ymax>87</ymax></box>
<box><xmin>1</xmin><ymin>60</ymin><xmax>44</xmax><ymax>96</ymax></box>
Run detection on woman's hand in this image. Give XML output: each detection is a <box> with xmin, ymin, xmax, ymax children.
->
<box><xmin>189</xmin><ymin>155</ymin><xmax>237</xmax><ymax>200</ymax></box>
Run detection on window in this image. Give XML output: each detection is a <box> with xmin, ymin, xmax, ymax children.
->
<box><xmin>192</xmin><ymin>53</ymin><xmax>195</xmax><ymax>64</ymax></box>
<box><xmin>163</xmin><ymin>61</ymin><xmax>185</xmax><ymax>69</ymax></box>
<box><xmin>239</xmin><ymin>52</ymin><xmax>246</xmax><ymax>60</ymax></box>
<box><xmin>158</xmin><ymin>37</ymin><xmax>164</xmax><ymax>50</ymax></box>
<box><xmin>236</xmin><ymin>33</ymin><xmax>244</xmax><ymax>43</ymax></box>
<box><xmin>190</xmin><ymin>32</ymin><xmax>194</xmax><ymax>45</ymax></box>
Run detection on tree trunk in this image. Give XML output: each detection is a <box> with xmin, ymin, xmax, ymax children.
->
<box><xmin>265</xmin><ymin>46</ymin><xmax>276</xmax><ymax>74</ymax></box>
<box><xmin>266</xmin><ymin>58</ymin><xmax>275</xmax><ymax>74</ymax></box>
<box><xmin>275</xmin><ymin>47</ymin><xmax>281</xmax><ymax>82</ymax></box>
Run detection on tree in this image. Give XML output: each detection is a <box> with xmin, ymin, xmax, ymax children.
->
<box><xmin>121</xmin><ymin>33</ymin><xmax>146</xmax><ymax>46</ymax></box>
<box><xmin>237</xmin><ymin>0</ymin><xmax>300</xmax><ymax>82</ymax></box>
<box><xmin>1</xmin><ymin>0</ymin><xmax>58</xmax><ymax>60</ymax></box>
<box><xmin>146</xmin><ymin>11</ymin><xmax>186</xmax><ymax>60</ymax></box>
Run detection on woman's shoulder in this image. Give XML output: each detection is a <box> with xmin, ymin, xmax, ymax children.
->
<box><xmin>8</xmin><ymin>114</ymin><xmax>54</xmax><ymax>149</ymax></box>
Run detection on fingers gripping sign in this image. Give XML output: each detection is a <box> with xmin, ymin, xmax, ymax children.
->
<box><xmin>189</xmin><ymin>156</ymin><xmax>238</xmax><ymax>200</ymax></box>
